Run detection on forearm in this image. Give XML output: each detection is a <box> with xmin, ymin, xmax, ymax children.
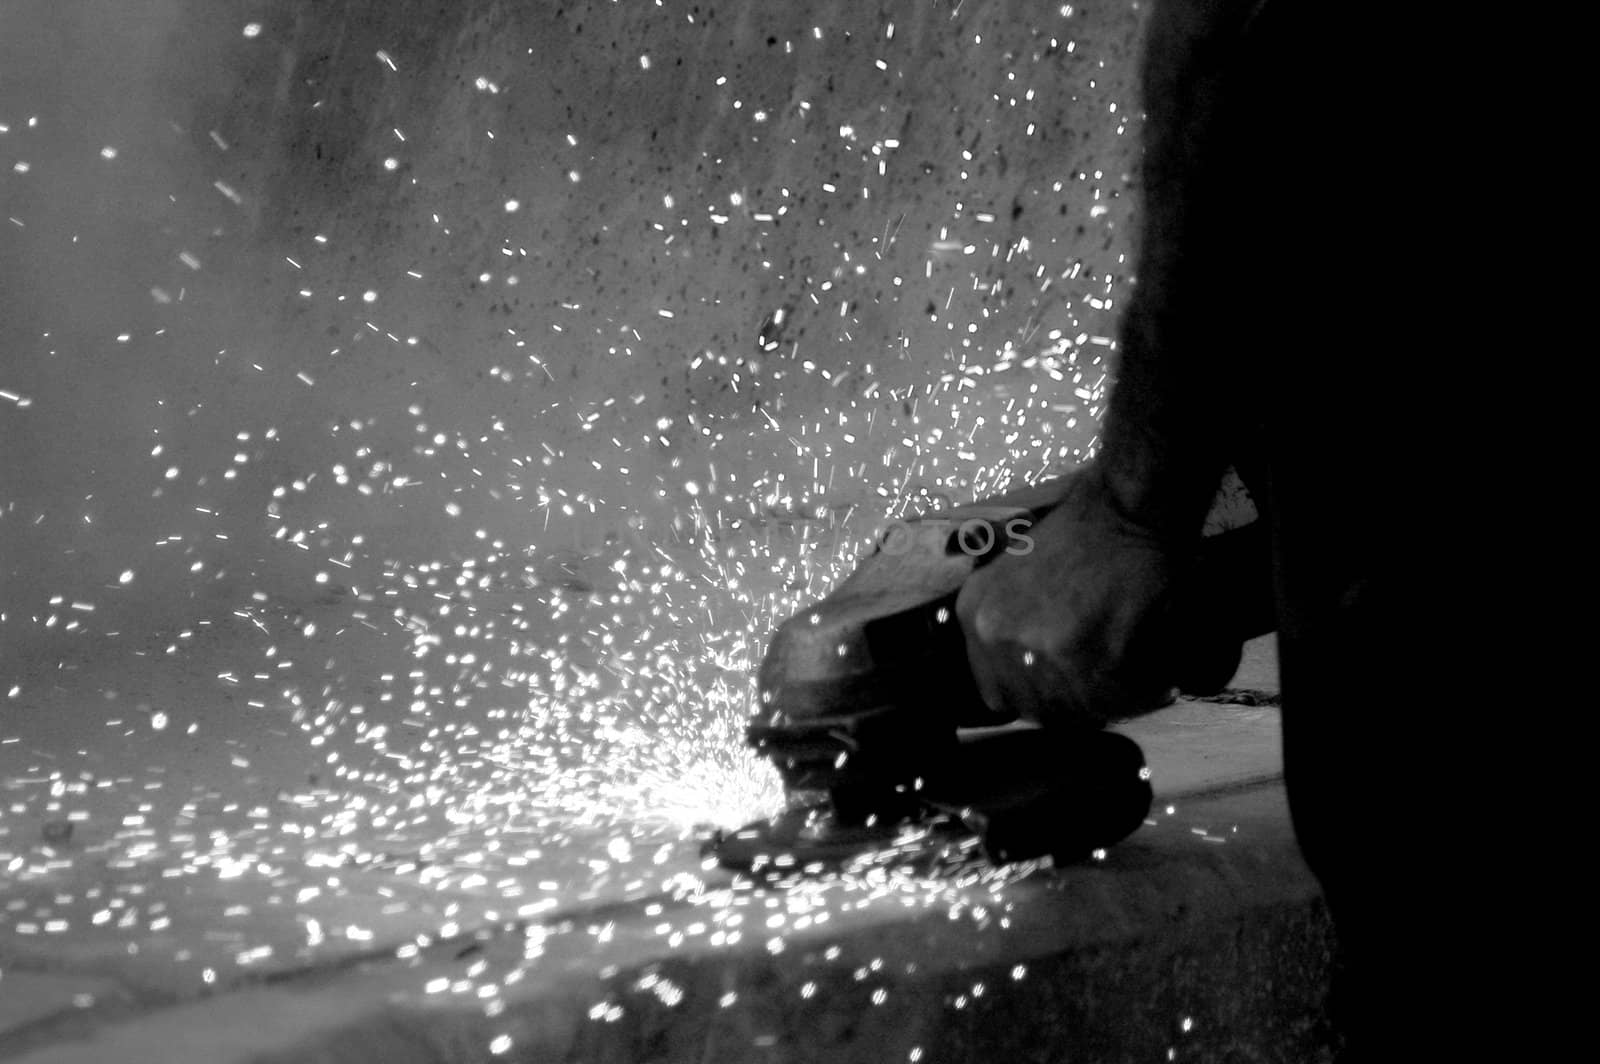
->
<box><xmin>1093</xmin><ymin>301</ymin><xmax>1235</xmax><ymax>541</ymax></box>
<box><xmin>1091</xmin><ymin>0</ymin><xmax>1262</xmax><ymax>541</ymax></box>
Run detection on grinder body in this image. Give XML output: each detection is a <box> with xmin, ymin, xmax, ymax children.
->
<box><xmin>711</xmin><ymin>477</ymin><xmax>1275</xmax><ymax>875</ymax></box>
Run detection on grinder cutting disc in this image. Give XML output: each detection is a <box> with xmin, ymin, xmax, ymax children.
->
<box><xmin>700</xmin><ymin>800</ymin><xmax>974</xmax><ymax>879</ymax></box>
<box><xmin>703</xmin><ymin>728</ymin><xmax>1154</xmax><ymax>879</ymax></box>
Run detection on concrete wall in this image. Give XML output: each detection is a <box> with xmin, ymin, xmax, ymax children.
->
<box><xmin>1</xmin><ymin>0</ymin><xmax>1145</xmax><ymax>661</ymax></box>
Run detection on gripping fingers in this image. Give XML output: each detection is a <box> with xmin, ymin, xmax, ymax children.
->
<box><xmin>960</xmin><ymin>597</ymin><xmax>1076</xmax><ymax>725</ymax></box>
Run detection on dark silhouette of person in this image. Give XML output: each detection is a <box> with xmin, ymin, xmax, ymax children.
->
<box><xmin>958</xmin><ymin>2</ymin><xmax>1502</xmax><ymax>1057</ymax></box>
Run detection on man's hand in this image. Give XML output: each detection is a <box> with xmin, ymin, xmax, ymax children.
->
<box><xmin>955</xmin><ymin>469</ymin><xmax>1187</xmax><ymax>728</ymax></box>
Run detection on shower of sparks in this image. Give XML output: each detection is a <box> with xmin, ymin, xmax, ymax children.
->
<box><xmin>0</xmin><ymin>0</ymin><xmax>1144</xmax><ymax>1042</ymax></box>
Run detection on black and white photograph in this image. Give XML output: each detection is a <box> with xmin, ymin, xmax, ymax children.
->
<box><xmin>1</xmin><ymin>2</ymin><xmax>1520</xmax><ymax>1061</ymax></box>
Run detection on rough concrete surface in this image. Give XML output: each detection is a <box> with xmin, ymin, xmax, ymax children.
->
<box><xmin>0</xmin><ymin>636</ymin><xmax>1326</xmax><ymax>1064</ymax></box>
<box><xmin>3</xmin><ymin>0</ymin><xmax>1143</xmax><ymax>648</ymax></box>
<box><xmin>5</xmin><ymin>778</ymin><xmax>1334</xmax><ymax>1064</ymax></box>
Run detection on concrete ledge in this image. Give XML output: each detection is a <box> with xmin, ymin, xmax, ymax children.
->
<box><xmin>4</xmin><ymin>776</ymin><xmax>1336</xmax><ymax>1064</ymax></box>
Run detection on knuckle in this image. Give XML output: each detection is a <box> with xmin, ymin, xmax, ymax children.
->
<box><xmin>973</xmin><ymin>604</ymin><xmax>1011</xmax><ymax>643</ymax></box>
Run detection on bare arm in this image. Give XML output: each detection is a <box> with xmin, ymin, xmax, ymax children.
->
<box><xmin>955</xmin><ymin>0</ymin><xmax>1270</xmax><ymax>726</ymax></box>
<box><xmin>1094</xmin><ymin>0</ymin><xmax>1268</xmax><ymax>541</ymax></box>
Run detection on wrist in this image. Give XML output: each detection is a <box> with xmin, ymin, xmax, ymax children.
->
<box><xmin>1089</xmin><ymin>422</ymin><xmax>1223</xmax><ymax>543</ymax></box>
